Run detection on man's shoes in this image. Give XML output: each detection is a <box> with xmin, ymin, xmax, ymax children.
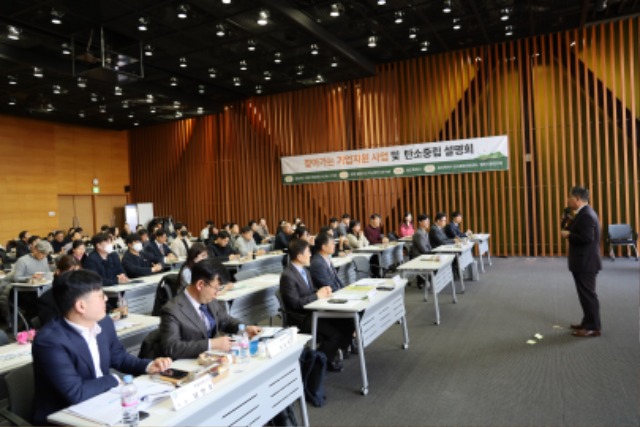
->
<box><xmin>350</xmin><ymin>337</ymin><xmax>360</xmax><ymax>355</ymax></box>
<box><xmin>572</xmin><ymin>329</ymin><xmax>601</xmax><ymax>337</ymax></box>
<box><xmin>569</xmin><ymin>323</ymin><xmax>583</xmax><ymax>330</ymax></box>
<box><xmin>328</xmin><ymin>359</ymin><xmax>344</xmax><ymax>372</ymax></box>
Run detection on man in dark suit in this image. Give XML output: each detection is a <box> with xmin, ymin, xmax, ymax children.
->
<box><xmin>309</xmin><ymin>232</ymin><xmax>344</xmax><ymax>292</ymax></box>
<box><xmin>83</xmin><ymin>233</ymin><xmax>130</xmax><ymax>285</ymax></box>
<box><xmin>444</xmin><ymin>211</ymin><xmax>470</xmax><ymax>239</ymax></box>
<box><xmin>159</xmin><ymin>259</ymin><xmax>261</xmax><ymax>359</ymax></box>
<box><xmin>561</xmin><ymin>186</ymin><xmax>602</xmax><ymax>337</ymax></box>
<box><xmin>16</xmin><ymin>230</ymin><xmax>31</xmax><ymax>258</ymax></box>
<box><xmin>280</xmin><ymin>238</ymin><xmax>352</xmax><ymax>371</ymax></box>
<box><xmin>144</xmin><ymin>229</ymin><xmax>177</xmax><ymax>266</ymax></box>
<box><xmin>121</xmin><ymin>233</ymin><xmax>164</xmax><ymax>278</ymax></box>
<box><xmin>430</xmin><ymin>212</ymin><xmax>457</xmax><ymax>248</ymax></box>
<box><xmin>274</xmin><ymin>222</ymin><xmax>294</xmax><ymax>251</ymax></box>
<box><xmin>411</xmin><ymin>214</ymin><xmax>433</xmax><ymax>289</ymax></box>
<box><xmin>208</xmin><ymin>230</ymin><xmax>240</xmax><ymax>262</ymax></box>
<box><xmin>31</xmin><ymin>270</ymin><xmax>171</xmax><ymax>425</ymax></box>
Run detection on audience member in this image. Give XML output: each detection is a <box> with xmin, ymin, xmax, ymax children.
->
<box><xmin>179</xmin><ymin>243</ymin><xmax>209</xmax><ymax>289</ymax></box>
<box><xmin>444</xmin><ymin>211</ymin><xmax>471</xmax><ymax>239</ymax></box>
<box><xmin>37</xmin><ymin>255</ymin><xmax>82</xmax><ymax>327</ymax></box>
<box><xmin>235</xmin><ymin>226</ymin><xmax>264</xmax><ymax>257</ymax></box>
<box><xmin>256</xmin><ymin>218</ymin><xmax>270</xmax><ymax>239</ymax></box>
<box><xmin>200</xmin><ymin>220</ymin><xmax>214</xmax><ymax>241</ymax></box>
<box><xmin>364</xmin><ymin>213</ymin><xmax>388</xmax><ymax>244</ymax></box>
<box><xmin>170</xmin><ymin>226</ymin><xmax>192</xmax><ymax>258</ymax></box>
<box><xmin>274</xmin><ymin>222</ymin><xmax>294</xmax><ymax>251</ymax></box>
<box><xmin>14</xmin><ymin>240</ymin><xmax>53</xmax><ymax>282</ymax></box>
<box><xmin>69</xmin><ymin>240</ymin><xmax>87</xmax><ymax>264</ymax></box>
<box><xmin>309</xmin><ymin>232</ymin><xmax>344</xmax><ymax>292</ymax></box>
<box><xmin>122</xmin><ymin>233</ymin><xmax>163</xmax><ymax>278</ymax></box>
<box><xmin>144</xmin><ymin>229</ymin><xmax>177</xmax><ymax>266</ymax></box>
<box><xmin>51</xmin><ymin>230</ymin><xmax>66</xmax><ymax>254</ymax></box>
<box><xmin>83</xmin><ymin>233</ymin><xmax>129</xmax><ymax>285</ymax></box>
<box><xmin>399</xmin><ymin>212</ymin><xmax>415</xmax><ymax>238</ymax></box>
<box><xmin>347</xmin><ymin>220</ymin><xmax>370</xmax><ymax>249</ymax></box>
<box><xmin>208</xmin><ymin>231</ymin><xmax>240</xmax><ymax>262</ymax></box>
<box><xmin>16</xmin><ymin>230</ymin><xmax>31</xmax><ymax>258</ymax></box>
<box><xmin>337</xmin><ymin>214</ymin><xmax>351</xmax><ymax>237</ymax></box>
<box><xmin>430</xmin><ymin>212</ymin><xmax>457</xmax><ymax>248</ymax></box>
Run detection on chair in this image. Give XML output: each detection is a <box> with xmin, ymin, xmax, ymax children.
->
<box><xmin>607</xmin><ymin>224</ymin><xmax>638</xmax><ymax>261</ymax></box>
<box><xmin>0</xmin><ymin>363</ymin><xmax>34</xmax><ymax>425</ymax></box>
<box><xmin>0</xmin><ymin>330</ymin><xmax>9</xmax><ymax>346</ymax></box>
<box><xmin>275</xmin><ymin>290</ymin><xmax>290</xmax><ymax>327</ymax></box>
<box><xmin>351</xmin><ymin>256</ymin><xmax>371</xmax><ymax>281</ymax></box>
<box><xmin>151</xmin><ymin>273</ymin><xmax>180</xmax><ymax>316</ymax></box>
<box><xmin>234</xmin><ymin>268</ymin><xmax>261</xmax><ymax>282</ymax></box>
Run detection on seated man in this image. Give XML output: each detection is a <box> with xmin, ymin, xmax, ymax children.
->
<box><xmin>121</xmin><ymin>233</ymin><xmax>164</xmax><ymax>278</ymax></box>
<box><xmin>13</xmin><ymin>240</ymin><xmax>54</xmax><ymax>282</ymax></box>
<box><xmin>256</xmin><ymin>217</ymin><xmax>270</xmax><ymax>240</ymax></box>
<box><xmin>328</xmin><ymin>217</ymin><xmax>340</xmax><ymax>238</ymax></box>
<box><xmin>83</xmin><ymin>233</ymin><xmax>129</xmax><ymax>285</ymax></box>
<box><xmin>364</xmin><ymin>213</ymin><xmax>389</xmax><ymax>244</ymax></box>
<box><xmin>159</xmin><ymin>259</ymin><xmax>261</xmax><ymax>359</ymax></box>
<box><xmin>16</xmin><ymin>230</ymin><xmax>31</xmax><ymax>258</ymax></box>
<box><xmin>31</xmin><ymin>270</ymin><xmax>171</xmax><ymax>425</ymax></box>
<box><xmin>208</xmin><ymin>230</ymin><xmax>240</xmax><ymax>262</ymax></box>
<box><xmin>249</xmin><ymin>220</ymin><xmax>269</xmax><ymax>245</ymax></box>
<box><xmin>144</xmin><ymin>229</ymin><xmax>177</xmax><ymax>266</ymax></box>
<box><xmin>337</xmin><ymin>214</ymin><xmax>350</xmax><ymax>238</ymax></box>
<box><xmin>309</xmin><ymin>232</ymin><xmax>344</xmax><ymax>292</ymax></box>
<box><xmin>274</xmin><ymin>222</ymin><xmax>294</xmax><ymax>251</ymax></box>
<box><xmin>50</xmin><ymin>230</ymin><xmax>66</xmax><ymax>254</ymax></box>
<box><xmin>430</xmin><ymin>212</ymin><xmax>457</xmax><ymax>248</ymax></box>
<box><xmin>279</xmin><ymin>239</ymin><xmax>352</xmax><ymax>372</ymax></box>
<box><xmin>235</xmin><ymin>226</ymin><xmax>265</xmax><ymax>257</ymax></box>
<box><xmin>411</xmin><ymin>214</ymin><xmax>433</xmax><ymax>289</ymax></box>
<box><xmin>444</xmin><ymin>211</ymin><xmax>471</xmax><ymax>239</ymax></box>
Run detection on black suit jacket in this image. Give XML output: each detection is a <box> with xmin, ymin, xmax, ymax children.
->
<box><xmin>309</xmin><ymin>253</ymin><xmax>343</xmax><ymax>292</ymax></box>
<box><xmin>279</xmin><ymin>263</ymin><xmax>318</xmax><ymax>327</ymax></box>
<box><xmin>16</xmin><ymin>240</ymin><xmax>30</xmax><ymax>258</ymax></box>
<box><xmin>274</xmin><ymin>231</ymin><xmax>291</xmax><ymax>251</ymax></box>
<box><xmin>82</xmin><ymin>251</ymin><xmax>125</xmax><ymax>286</ymax></box>
<box><xmin>444</xmin><ymin>222</ymin><xmax>467</xmax><ymax>239</ymax></box>
<box><xmin>32</xmin><ymin>317</ymin><xmax>150</xmax><ymax>425</ymax></box>
<box><xmin>144</xmin><ymin>241</ymin><xmax>175</xmax><ymax>265</ymax></box>
<box><xmin>430</xmin><ymin>225</ymin><xmax>454</xmax><ymax>248</ymax></box>
<box><xmin>567</xmin><ymin>205</ymin><xmax>602</xmax><ymax>273</ymax></box>
<box><xmin>208</xmin><ymin>243</ymin><xmax>238</xmax><ymax>262</ymax></box>
<box><xmin>121</xmin><ymin>250</ymin><xmax>156</xmax><ymax>278</ymax></box>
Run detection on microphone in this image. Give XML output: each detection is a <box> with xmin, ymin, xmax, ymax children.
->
<box><xmin>560</xmin><ymin>207</ymin><xmax>572</xmax><ymax>230</ymax></box>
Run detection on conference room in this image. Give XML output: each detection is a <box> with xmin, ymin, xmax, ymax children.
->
<box><xmin>0</xmin><ymin>1</ymin><xmax>638</xmax><ymax>426</ymax></box>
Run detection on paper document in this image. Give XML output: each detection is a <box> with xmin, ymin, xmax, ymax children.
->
<box><xmin>353</xmin><ymin>278</ymin><xmax>385</xmax><ymax>286</ymax></box>
<box><xmin>113</xmin><ymin>320</ymin><xmax>139</xmax><ymax>331</ymax></box>
<box><xmin>255</xmin><ymin>327</ymin><xmax>283</xmax><ymax>339</ymax></box>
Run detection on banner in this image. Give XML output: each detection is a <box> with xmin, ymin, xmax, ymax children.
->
<box><xmin>280</xmin><ymin>135</ymin><xmax>509</xmax><ymax>185</ymax></box>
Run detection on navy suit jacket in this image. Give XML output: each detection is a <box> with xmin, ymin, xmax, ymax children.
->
<box><xmin>309</xmin><ymin>253</ymin><xmax>343</xmax><ymax>292</ymax></box>
<box><xmin>567</xmin><ymin>205</ymin><xmax>602</xmax><ymax>273</ymax></box>
<box><xmin>121</xmin><ymin>250</ymin><xmax>155</xmax><ymax>278</ymax></box>
<box><xmin>144</xmin><ymin>241</ymin><xmax>175</xmax><ymax>265</ymax></box>
<box><xmin>82</xmin><ymin>251</ymin><xmax>125</xmax><ymax>286</ymax></box>
<box><xmin>32</xmin><ymin>316</ymin><xmax>151</xmax><ymax>425</ymax></box>
<box><xmin>430</xmin><ymin>225</ymin><xmax>455</xmax><ymax>248</ymax></box>
<box><xmin>444</xmin><ymin>222</ymin><xmax>467</xmax><ymax>238</ymax></box>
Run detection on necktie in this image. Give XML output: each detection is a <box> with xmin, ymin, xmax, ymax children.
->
<box><xmin>300</xmin><ymin>268</ymin><xmax>312</xmax><ymax>291</ymax></box>
<box><xmin>327</xmin><ymin>258</ymin><xmax>343</xmax><ymax>289</ymax></box>
<box><xmin>158</xmin><ymin>243</ymin><xmax>165</xmax><ymax>255</ymax></box>
<box><xmin>199</xmin><ymin>304</ymin><xmax>216</xmax><ymax>337</ymax></box>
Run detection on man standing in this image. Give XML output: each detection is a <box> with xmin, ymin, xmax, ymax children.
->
<box><xmin>561</xmin><ymin>186</ymin><xmax>602</xmax><ymax>337</ymax></box>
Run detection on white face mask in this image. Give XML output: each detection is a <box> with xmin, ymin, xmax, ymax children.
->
<box><xmin>104</xmin><ymin>243</ymin><xmax>114</xmax><ymax>254</ymax></box>
<box><xmin>133</xmin><ymin>242</ymin><xmax>143</xmax><ymax>252</ymax></box>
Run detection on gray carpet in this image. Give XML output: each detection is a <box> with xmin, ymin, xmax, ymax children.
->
<box><xmin>304</xmin><ymin>257</ymin><xmax>640</xmax><ymax>427</ymax></box>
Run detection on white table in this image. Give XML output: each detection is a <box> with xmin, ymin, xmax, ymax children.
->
<box><xmin>304</xmin><ymin>278</ymin><xmax>409</xmax><ymax>395</ymax></box>
<box><xmin>223</xmin><ymin>253</ymin><xmax>285</xmax><ymax>277</ymax></box>
<box><xmin>432</xmin><ymin>242</ymin><xmax>476</xmax><ymax>293</ymax></box>
<box><xmin>48</xmin><ymin>335</ymin><xmax>311</xmax><ymax>427</ymax></box>
<box><xmin>353</xmin><ymin>242</ymin><xmax>404</xmax><ymax>277</ymax></box>
<box><xmin>11</xmin><ymin>281</ymin><xmax>52</xmax><ymax>336</ymax></box>
<box><xmin>103</xmin><ymin>272</ymin><xmax>167</xmax><ymax>315</ymax></box>
<box><xmin>470</xmin><ymin>233</ymin><xmax>492</xmax><ymax>272</ymax></box>
<box><xmin>217</xmin><ymin>274</ymin><xmax>281</xmax><ymax>325</ymax></box>
<box><xmin>397</xmin><ymin>255</ymin><xmax>456</xmax><ymax>325</ymax></box>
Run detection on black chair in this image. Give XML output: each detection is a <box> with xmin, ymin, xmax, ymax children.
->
<box><xmin>151</xmin><ymin>273</ymin><xmax>180</xmax><ymax>316</ymax></box>
<box><xmin>607</xmin><ymin>224</ymin><xmax>638</xmax><ymax>261</ymax></box>
<box><xmin>0</xmin><ymin>363</ymin><xmax>34</xmax><ymax>425</ymax></box>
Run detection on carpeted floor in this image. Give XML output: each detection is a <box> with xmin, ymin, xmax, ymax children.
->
<box><xmin>304</xmin><ymin>256</ymin><xmax>640</xmax><ymax>427</ymax></box>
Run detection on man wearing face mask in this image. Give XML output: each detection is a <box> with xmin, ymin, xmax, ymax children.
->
<box><xmin>121</xmin><ymin>233</ymin><xmax>164</xmax><ymax>278</ymax></box>
<box><xmin>83</xmin><ymin>233</ymin><xmax>130</xmax><ymax>285</ymax></box>
<box><xmin>170</xmin><ymin>224</ymin><xmax>192</xmax><ymax>258</ymax></box>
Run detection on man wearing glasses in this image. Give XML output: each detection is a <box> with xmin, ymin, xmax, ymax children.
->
<box><xmin>158</xmin><ymin>258</ymin><xmax>262</xmax><ymax>360</ymax></box>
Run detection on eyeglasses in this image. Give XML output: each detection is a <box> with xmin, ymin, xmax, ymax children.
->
<box><xmin>203</xmin><ymin>281</ymin><xmax>225</xmax><ymax>292</ymax></box>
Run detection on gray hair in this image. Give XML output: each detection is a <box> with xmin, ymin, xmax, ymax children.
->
<box><xmin>35</xmin><ymin>240</ymin><xmax>53</xmax><ymax>255</ymax></box>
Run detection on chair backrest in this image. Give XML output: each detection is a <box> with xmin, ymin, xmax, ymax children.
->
<box><xmin>4</xmin><ymin>363</ymin><xmax>34</xmax><ymax>424</ymax></box>
<box><xmin>234</xmin><ymin>268</ymin><xmax>260</xmax><ymax>282</ymax></box>
<box><xmin>608</xmin><ymin>224</ymin><xmax>633</xmax><ymax>241</ymax></box>
<box><xmin>152</xmin><ymin>273</ymin><xmax>180</xmax><ymax>316</ymax></box>
<box><xmin>0</xmin><ymin>330</ymin><xmax>9</xmax><ymax>346</ymax></box>
<box><xmin>274</xmin><ymin>290</ymin><xmax>288</xmax><ymax>327</ymax></box>
<box><xmin>351</xmin><ymin>256</ymin><xmax>371</xmax><ymax>280</ymax></box>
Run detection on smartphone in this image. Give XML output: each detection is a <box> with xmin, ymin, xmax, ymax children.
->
<box><xmin>160</xmin><ymin>368</ymin><xmax>189</xmax><ymax>381</ymax></box>
<box><xmin>139</xmin><ymin>411</ymin><xmax>150</xmax><ymax>421</ymax></box>
<box><xmin>328</xmin><ymin>298</ymin><xmax>348</xmax><ymax>304</ymax></box>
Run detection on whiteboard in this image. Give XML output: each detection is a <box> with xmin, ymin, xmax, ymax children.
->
<box><xmin>137</xmin><ymin>203</ymin><xmax>154</xmax><ymax>228</ymax></box>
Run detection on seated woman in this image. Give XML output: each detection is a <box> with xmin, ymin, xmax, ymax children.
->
<box><xmin>178</xmin><ymin>243</ymin><xmax>209</xmax><ymax>290</ymax></box>
<box><xmin>346</xmin><ymin>220</ymin><xmax>370</xmax><ymax>249</ymax></box>
<box><xmin>398</xmin><ymin>212</ymin><xmax>415</xmax><ymax>238</ymax></box>
<box><xmin>68</xmin><ymin>239</ymin><xmax>87</xmax><ymax>264</ymax></box>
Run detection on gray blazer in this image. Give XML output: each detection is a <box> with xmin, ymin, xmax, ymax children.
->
<box><xmin>159</xmin><ymin>291</ymin><xmax>241</xmax><ymax>360</ymax></box>
<box><xmin>410</xmin><ymin>228</ymin><xmax>432</xmax><ymax>258</ymax></box>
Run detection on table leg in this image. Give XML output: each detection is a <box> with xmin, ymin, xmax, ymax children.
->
<box><xmin>311</xmin><ymin>312</ymin><xmax>318</xmax><ymax>350</ymax></box>
<box><xmin>298</xmin><ymin>395</ymin><xmax>310</xmax><ymax>427</ymax></box>
<box><xmin>432</xmin><ymin>283</ymin><xmax>441</xmax><ymax>325</ymax></box>
<box><xmin>456</xmin><ymin>254</ymin><xmax>465</xmax><ymax>293</ymax></box>
<box><xmin>479</xmin><ymin>250</ymin><xmax>486</xmax><ymax>273</ymax></box>
<box><xmin>353</xmin><ymin>313</ymin><xmax>369</xmax><ymax>395</ymax></box>
<box><xmin>400</xmin><ymin>315</ymin><xmax>409</xmax><ymax>349</ymax></box>
<box><xmin>487</xmin><ymin>248</ymin><xmax>492</xmax><ymax>266</ymax></box>
<box><xmin>423</xmin><ymin>273</ymin><xmax>429</xmax><ymax>302</ymax></box>
<box><xmin>13</xmin><ymin>287</ymin><xmax>18</xmax><ymax>337</ymax></box>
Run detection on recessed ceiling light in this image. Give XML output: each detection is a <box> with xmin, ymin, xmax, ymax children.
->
<box><xmin>90</xmin><ymin>93</ymin><xmax>98</xmax><ymax>102</ymax></box>
<box><xmin>99</xmin><ymin>105</ymin><xmax>107</xmax><ymax>113</ymax></box>
<box><xmin>310</xmin><ymin>44</ymin><xmax>319</xmax><ymax>55</ymax></box>
<box><xmin>233</xmin><ymin>77</ymin><xmax>241</xmax><ymax>86</ymax></box>
<box><xmin>330</xmin><ymin>3</ymin><xmax>341</xmax><ymax>17</ymax></box>
<box><xmin>177</xmin><ymin>4</ymin><xmax>189</xmax><ymax>19</ymax></box>
<box><xmin>247</xmin><ymin>39</ymin><xmax>256</xmax><ymax>51</ymax></box>
<box><xmin>77</xmin><ymin>77</ymin><xmax>87</xmax><ymax>88</ymax></box>
<box><xmin>443</xmin><ymin>0</ymin><xmax>452</xmax><ymax>13</ymax></box>
<box><xmin>8</xmin><ymin>75</ymin><xmax>17</xmax><ymax>85</ymax></box>
<box><xmin>197</xmin><ymin>107</ymin><xmax>204</xmax><ymax>114</ymax></box>
<box><xmin>114</xmin><ymin>86</ymin><xmax>122</xmax><ymax>96</ymax></box>
<box><xmin>420</xmin><ymin>40</ymin><xmax>430</xmax><ymax>52</ymax></box>
<box><xmin>175</xmin><ymin>111</ymin><xmax>183</xmax><ymax>118</ymax></box>
<box><xmin>222</xmin><ymin>0</ymin><xmax>231</xmax><ymax>4</ymax></box>
<box><xmin>122</xmin><ymin>100</ymin><xmax>129</xmax><ymax>108</ymax></box>
<box><xmin>239</xmin><ymin>60</ymin><xmax>248</xmax><ymax>71</ymax></box>
<box><xmin>315</xmin><ymin>74</ymin><xmax>324</xmax><ymax>83</ymax></box>
<box><xmin>170</xmin><ymin>77</ymin><xmax>178</xmax><ymax>86</ymax></box>
<box><xmin>108</xmin><ymin>115</ymin><xmax>114</xmax><ymax>122</ymax></box>
<box><xmin>453</xmin><ymin>18</ymin><xmax>461</xmax><ymax>30</ymax></box>
<box><xmin>150</xmin><ymin>106</ymin><xmax>157</xmax><ymax>114</ymax></box>
<box><xmin>8</xmin><ymin>98</ymin><xmax>16</xmax><ymax>106</ymax></box>
<box><xmin>138</xmin><ymin>17</ymin><xmax>149</xmax><ymax>31</ymax></box>
<box><xmin>51</xmin><ymin>9</ymin><xmax>64</xmax><ymax>25</ymax></box>
<box><xmin>257</xmin><ymin>10</ymin><xmax>269</xmax><ymax>26</ymax></box>
<box><xmin>264</xmin><ymin>70</ymin><xmax>271</xmax><ymax>80</ymax></box>
<box><xmin>45</xmin><ymin>103</ymin><xmax>54</xmax><ymax>112</ymax></box>
<box><xmin>409</xmin><ymin>27</ymin><xmax>418</xmax><ymax>39</ymax></box>
<box><xmin>274</xmin><ymin>52</ymin><xmax>282</xmax><ymax>63</ymax></box>
<box><xmin>61</xmin><ymin>43</ymin><xmax>71</xmax><ymax>55</ymax></box>
<box><xmin>144</xmin><ymin>44</ymin><xmax>153</xmax><ymax>56</ymax></box>
<box><xmin>394</xmin><ymin>11</ymin><xmax>404</xmax><ymax>24</ymax></box>
<box><xmin>128</xmin><ymin>112</ymin><xmax>135</xmax><ymax>118</ymax></box>
<box><xmin>331</xmin><ymin>57</ymin><xmax>339</xmax><ymax>67</ymax></box>
<box><xmin>216</xmin><ymin>24</ymin><xmax>225</xmax><ymax>36</ymax></box>
<box><xmin>173</xmin><ymin>101</ymin><xmax>181</xmax><ymax>109</ymax></box>
<box><xmin>368</xmin><ymin>35</ymin><xmax>377</xmax><ymax>47</ymax></box>
<box><xmin>33</xmin><ymin>67</ymin><xmax>43</xmax><ymax>78</ymax></box>
<box><xmin>501</xmin><ymin>8</ymin><xmax>510</xmax><ymax>21</ymax></box>
<box><xmin>377</xmin><ymin>0</ymin><xmax>386</xmax><ymax>5</ymax></box>
<box><xmin>179</xmin><ymin>57</ymin><xmax>187</xmax><ymax>68</ymax></box>
<box><xmin>208</xmin><ymin>67</ymin><xmax>217</xmax><ymax>78</ymax></box>
<box><xmin>505</xmin><ymin>25</ymin><xmax>513</xmax><ymax>36</ymax></box>
<box><xmin>296</xmin><ymin>65</ymin><xmax>304</xmax><ymax>75</ymax></box>
<box><xmin>198</xmin><ymin>85</ymin><xmax>205</xmax><ymax>94</ymax></box>
<box><xmin>7</xmin><ymin>25</ymin><xmax>21</xmax><ymax>41</ymax></box>
<box><xmin>255</xmin><ymin>85</ymin><xmax>263</xmax><ymax>94</ymax></box>
<box><xmin>133</xmin><ymin>121</ymin><xmax>139</xmax><ymax>126</ymax></box>
<box><xmin>146</xmin><ymin>94</ymin><xmax>154</xmax><ymax>103</ymax></box>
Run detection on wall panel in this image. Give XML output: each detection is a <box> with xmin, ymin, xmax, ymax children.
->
<box><xmin>129</xmin><ymin>17</ymin><xmax>639</xmax><ymax>257</ymax></box>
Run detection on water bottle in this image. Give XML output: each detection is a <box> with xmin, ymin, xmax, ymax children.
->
<box><xmin>118</xmin><ymin>294</ymin><xmax>129</xmax><ymax>319</ymax></box>
<box><xmin>121</xmin><ymin>375</ymin><xmax>139</xmax><ymax>427</ymax></box>
<box><xmin>238</xmin><ymin>324</ymin><xmax>249</xmax><ymax>364</ymax></box>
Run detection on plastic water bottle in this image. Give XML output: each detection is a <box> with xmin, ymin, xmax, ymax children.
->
<box><xmin>118</xmin><ymin>294</ymin><xmax>129</xmax><ymax>319</ymax></box>
<box><xmin>121</xmin><ymin>375</ymin><xmax>139</xmax><ymax>427</ymax></box>
<box><xmin>238</xmin><ymin>324</ymin><xmax>249</xmax><ymax>364</ymax></box>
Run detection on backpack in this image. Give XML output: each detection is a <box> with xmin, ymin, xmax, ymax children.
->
<box><xmin>299</xmin><ymin>347</ymin><xmax>327</xmax><ymax>407</ymax></box>
<box><xmin>152</xmin><ymin>273</ymin><xmax>180</xmax><ymax>316</ymax></box>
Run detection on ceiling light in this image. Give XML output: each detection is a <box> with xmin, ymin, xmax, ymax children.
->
<box><xmin>7</xmin><ymin>25</ymin><xmax>21</xmax><ymax>41</ymax></box>
<box><xmin>505</xmin><ymin>25</ymin><xmax>513</xmax><ymax>36</ymax></box>
<box><xmin>8</xmin><ymin>75</ymin><xmax>17</xmax><ymax>85</ymax></box>
<box><xmin>255</xmin><ymin>85</ymin><xmax>263</xmax><ymax>94</ymax></box>
<box><xmin>331</xmin><ymin>57</ymin><xmax>339</xmax><ymax>67</ymax></box>
<box><xmin>108</xmin><ymin>116</ymin><xmax>114</xmax><ymax>122</ymax></box>
<box><xmin>409</xmin><ymin>27</ymin><xmax>418</xmax><ymax>39</ymax></box>
<box><xmin>310</xmin><ymin>44</ymin><xmax>319</xmax><ymax>55</ymax></box>
<box><xmin>443</xmin><ymin>0</ymin><xmax>452</xmax><ymax>13</ymax></box>
<box><xmin>146</xmin><ymin>94</ymin><xmax>154</xmax><ymax>103</ymax></box>
<box><xmin>198</xmin><ymin>85</ymin><xmax>205</xmax><ymax>94</ymax></box>
<box><xmin>33</xmin><ymin>67</ymin><xmax>43</xmax><ymax>78</ymax></box>
<box><xmin>377</xmin><ymin>0</ymin><xmax>386</xmax><ymax>5</ymax></box>
<box><xmin>208</xmin><ymin>67</ymin><xmax>217</xmax><ymax>78</ymax></box>
<box><xmin>394</xmin><ymin>11</ymin><xmax>404</xmax><ymax>24</ymax></box>
<box><xmin>264</xmin><ymin>70</ymin><xmax>271</xmax><ymax>80</ymax></box>
<box><xmin>133</xmin><ymin>121</ymin><xmax>139</xmax><ymax>126</ymax></box>
<box><xmin>77</xmin><ymin>77</ymin><xmax>87</xmax><ymax>88</ymax></box>
<box><xmin>233</xmin><ymin>77</ymin><xmax>241</xmax><ymax>86</ymax></box>
<box><xmin>170</xmin><ymin>77</ymin><xmax>178</xmax><ymax>86</ymax></box>
<box><xmin>78</xmin><ymin>110</ymin><xmax>85</xmax><ymax>118</ymax></box>
<box><xmin>114</xmin><ymin>86</ymin><xmax>122</xmax><ymax>96</ymax></box>
<box><xmin>138</xmin><ymin>17</ymin><xmax>149</xmax><ymax>31</ymax></box>
<box><xmin>150</xmin><ymin>106</ymin><xmax>157</xmax><ymax>114</ymax></box>
<box><xmin>247</xmin><ymin>39</ymin><xmax>256</xmax><ymax>51</ymax></box>
<box><xmin>500</xmin><ymin>8</ymin><xmax>510</xmax><ymax>21</ymax></box>
<box><xmin>330</xmin><ymin>3</ymin><xmax>341</xmax><ymax>17</ymax></box>
<box><xmin>177</xmin><ymin>4</ymin><xmax>189</xmax><ymax>19</ymax></box>
<box><xmin>222</xmin><ymin>0</ymin><xmax>231</xmax><ymax>4</ymax></box>
<box><xmin>173</xmin><ymin>101</ymin><xmax>181</xmax><ymax>109</ymax></box>
<box><xmin>128</xmin><ymin>112</ymin><xmax>134</xmax><ymax>118</ymax></box>
<box><xmin>453</xmin><ymin>18</ymin><xmax>461</xmax><ymax>30</ymax></box>
<box><xmin>175</xmin><ymin>111</ymin><xmax>183</xmax><ymax>118</ymax></box>
<box><xmin>99</xmin><ymin>105</ymin><xmax>107</xmax><ymax>113</ymax></box>
<box><xmin>122</xmin><ymin>100</ymin><xmax>129</xmax><ymax>108</ymax></box>
<box><xmin>296</xmin><ymin>65</ymin><xmax>304</xmax><ymax>75</ymax></box>
<box><xmin>257</xmin><ymin>10</ymin><xmax>269</xmax><ymax>26</ymax></box>
<box><xmin>595</xmin><ymin>0</ymin><xmax>607</xmax><ymax>11</ymax></box>
<box><xmin>274</xmin><ymin>52</ymin><xmax>282</xmax><ymax>63</ymax></box>
<box><xmin>239</xmin><ymin>60</ymin><xmax>248</xmax><ymax>71</ymax></box>
<box><xmin>144</xmin><ymin>44</ymin><xmax>153</xmax><ymax>56</ymax></box>
<box><xmin>90</xmin><ymin>93</ymin><xmax>98</xmax><ymax>102</ymax></box>
<box><xmin>216</xmin><ymin>24</ymin><xmax>225</xmax><ymax>36</ymax></box>
<box><xmin>50</xmin><ymin>9</ymin><xmax>64</xmax><ymax>25</ymax></box>
<box><xmin>45</xmin><ymin>103</ymin><xmax>54</xmax><ymax>112</ymax></box>
<box><xmin>420</xmin><ymin>40</ymin><xmax>430</xmax><ymax>52</ymax></box>
<box><xmin>179</xmin><ymin>57</ymin><xmax>187</xmax><ymax>68</ymax></box>
<box><xmin>8</xmin><ymin>98</ymin><xmax>16</xmax><ymax>106</ymax></box>
<box><xmin>315</xmin><ymin>74</ymin><xmax>324</xmax><ymax>83</ymax></box>
<box><xmin>61</xmin><ymin>43</ymin><xmax>71</xmax><ymax>55</ymax></box>
<box><xmin>368</xmin><ymin>35</ymin><xmax>377</xmax><ymax>47</ymax></box>
<box><xmin>197</xmin><ymin>107</ymin><xmax>204</xmax><ymax>114</ymax></box>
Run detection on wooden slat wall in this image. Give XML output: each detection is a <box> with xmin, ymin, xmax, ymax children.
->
<box><xmin>129</xmin><ymin>17</ymin><xmax>639</xmax><ymax>257</ymax></box>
